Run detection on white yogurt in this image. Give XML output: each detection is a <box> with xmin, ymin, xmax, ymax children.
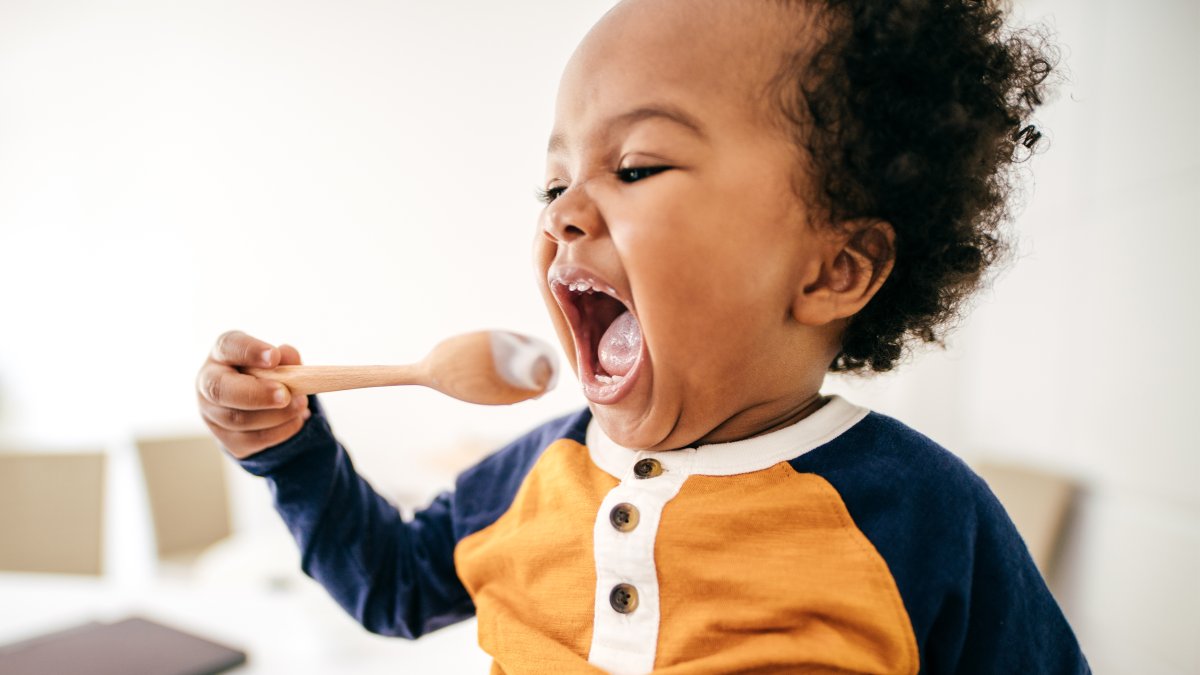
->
<box><xmin>489</xmin><ymin>331</ymin><xmax>560</xmax><ymax>394</ymax></box>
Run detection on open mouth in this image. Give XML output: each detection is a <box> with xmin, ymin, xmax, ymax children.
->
<box><xmin>549</xmin><ymin>268</ymin><xmax>646</xmax><ymax>404</ymax></box>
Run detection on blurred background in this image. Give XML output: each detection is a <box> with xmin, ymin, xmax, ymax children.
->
<box><xmin>0</xmin><ymin>0</ymin><xmax>1195</xmax><ymax>673</ymax></box>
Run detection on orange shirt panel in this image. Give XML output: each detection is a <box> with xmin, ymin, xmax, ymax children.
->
<box><xmin>455</xmin><ymin>439</ymin><xmax>617</xmax><ymax>673</ymax></box>
<box><xmin>653</xmin><ymin>464</ymin><xmax>919</xmax><ymax>674</ymax></box>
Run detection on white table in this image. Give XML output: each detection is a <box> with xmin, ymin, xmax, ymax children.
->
<box><xmin>0</xmin><ymin>534</ymin><xmax>492</xmax><ymax>674</ymax></box>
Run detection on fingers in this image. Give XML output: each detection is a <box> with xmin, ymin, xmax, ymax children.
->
<box><xmin>208</xmin><ymin>413</ymin><xmax>311</xmax><ymax>460</ymax></box>
<box><xmin>199</xmin><ymin>331</ymin><xmax>313</xmax><ymax>459</ymax></box>
<box><xmin>200</xmin><ymin>392</ymin><xmax>309</xmax><ymax>432</ymax></box>
<box><xmin>278</xmin><ymin>344</ymin><xmax>303</xmax><ymax>366</ymax></box>
<box><xmin>197</xmin><ymin>361</ymin><xmax>293</xmax><ymax>410</ymax></box>
<box><xmin>211</xmin><ymin>330</ymin><xmax>280</xmax><ymax>368</ymax></box>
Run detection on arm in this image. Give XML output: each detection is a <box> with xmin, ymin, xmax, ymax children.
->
<box><xmin>237</xmin><ymin>397</ymin><xmax>474</xmax><ymax>638</ymax></box>
<box><xmin>942</xmin><ymin>486</ymin><xmax>1090</xmax><ymax>675</ymax></box>
<box><xmin>196</xmin><ymin>331</ymin><xmax>472</xmax><ymax>638</ymax></box>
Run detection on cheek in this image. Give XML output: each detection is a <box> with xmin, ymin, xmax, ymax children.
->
<box><xmin>619</xmin><ymin>222</ymin><xmax>782</xmax><ymax>325</ymax></box>
<box><xmin>531</xmin><ymin>221</ymin><xmax>555</xmax><ymax>271</ymax></box>
<box><xmin>615</xmin><ymin>240</ymin><xmax>793</xmax><ymax>383</ymax></box>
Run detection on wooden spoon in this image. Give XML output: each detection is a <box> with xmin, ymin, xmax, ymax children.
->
<box><xmin>243</xmin><ymin>331</ymin><xmax>559</xmax><ymax>405</ymax></box>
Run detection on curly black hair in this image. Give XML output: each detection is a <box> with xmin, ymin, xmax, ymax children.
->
<box><xmin>771</xmin><ymin>0</ymin><xmax>1058</xmax><ymax>372</ymax></box>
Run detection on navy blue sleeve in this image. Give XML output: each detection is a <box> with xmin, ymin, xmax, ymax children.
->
<box><xmin>452</xmin><ymin>408</ymin><xmax>590</xmax><ymax>542</ymax></box>
<box><xmin>790</xmin><ymin>413</ymin><xmax>1090</xmax><ymax>675</ymax></box>
<box><xmin>235</xmin><ymin>396</ymin><xmax>473</xmax><ymax>639</ymax></box>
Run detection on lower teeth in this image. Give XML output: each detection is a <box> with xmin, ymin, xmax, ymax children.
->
<box><xmin>594</xmin><ymin>373</ymin><xmax>625</xmax><ymax>385</ymax></box>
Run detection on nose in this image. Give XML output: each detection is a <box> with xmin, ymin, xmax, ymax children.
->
<box><xmin>542</xmin><ymin>184</ymin><xmax>602</xmax><ymax>244</ymax></box>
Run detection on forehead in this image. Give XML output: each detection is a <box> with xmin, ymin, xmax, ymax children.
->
<box><xmin>553</xmin><ymin>0</ymin><xmax>802</xmax><ymax>146</ymax></box>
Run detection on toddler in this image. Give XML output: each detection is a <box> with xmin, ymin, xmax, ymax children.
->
<box><xmin>197</xmin><ymin>0</ymin><xmax>1090</xmax><ymax>672</ymax></box>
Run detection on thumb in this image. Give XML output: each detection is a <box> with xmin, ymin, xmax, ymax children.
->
<box><xmin>278</xmin><ymin>344</ymin><xmax>303</xmax><ymax>366</ymax></box>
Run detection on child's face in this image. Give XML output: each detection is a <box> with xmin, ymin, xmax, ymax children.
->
<box><xmin>535</xmin><ymin>0</ymin><xmax>832</xmax><ymax>451</ymax></box>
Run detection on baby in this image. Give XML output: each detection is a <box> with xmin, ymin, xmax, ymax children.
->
<box><xmin>196</xmin><ymin>0</ymin><xmax>1089</xmax><ymax>672</ymax></box>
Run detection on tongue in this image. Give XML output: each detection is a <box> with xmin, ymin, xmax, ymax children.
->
<box><xmin>597</xmin><ymin>310</ymin><xmax>642</xmax><ymax>377</ymax></box>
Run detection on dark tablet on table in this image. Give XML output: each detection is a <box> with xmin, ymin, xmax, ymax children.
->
<box><xmin>0</xmin><ymin>616</ymin><xmax>247</xmax><ymax>675</ymax></box>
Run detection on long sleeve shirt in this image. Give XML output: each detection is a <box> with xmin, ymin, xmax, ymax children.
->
<box><xmin>236</xmin><ymin>395</ymin><xmax>1089</xmax><ymax>674</ymax></box>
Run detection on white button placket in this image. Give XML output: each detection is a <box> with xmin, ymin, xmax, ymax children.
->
<box><xmin>587</xmin><ymin>448</ymin><xmax>695</xmax><ymax>675</ymax></box>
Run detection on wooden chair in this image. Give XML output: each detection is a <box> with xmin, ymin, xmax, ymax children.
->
<box><xmin>0</xmin><ymin>451</ymin><xmax>106</xmax><ymax>575</ymax></box>
<box><xmin>135</xmin><ymin>435</ymin><xmax>232</xmax><ymax>563</ymax></box>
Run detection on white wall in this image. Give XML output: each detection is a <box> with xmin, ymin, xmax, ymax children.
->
<box><xmin>0</xmin><ymin>0</ymin><xmax>1196</xmax><ymax>672</ymax></box>
<box><xmin>0</xmin><ymin>0</ymin><xmax>613</xmax><ymax>504</ymax></box>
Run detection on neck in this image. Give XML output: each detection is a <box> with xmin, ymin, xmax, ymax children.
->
<box><xmin>693</xmin><ymin>389</ymin><xmax>828</xmax><ymax>447</ymax></box>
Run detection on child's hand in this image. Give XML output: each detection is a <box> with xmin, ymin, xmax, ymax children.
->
<box><xmin>197</xmin><ymin>331</ymin><xmax>311</xmax><ymax>459</ymax></box>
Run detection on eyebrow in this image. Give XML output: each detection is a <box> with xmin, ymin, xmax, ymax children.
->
<box><xmin>547</xmin><ymin>104</ymin><xmax>708</xmax><ymax>154</ymax></box>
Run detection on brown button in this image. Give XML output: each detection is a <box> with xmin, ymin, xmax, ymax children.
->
<box><xmin>633</xmin><ymin>458</ymin><xmax>663</xmax><ymax>479</ymax></box>
<box><xmin>609</xmin><ymin>503</ymin><xmax>640</xmax><ymax>532</ymax></box>
<box><xmin>609</xmin><ymin>583</ymin><xmax>639</xmax><ymax>614</ymax></box>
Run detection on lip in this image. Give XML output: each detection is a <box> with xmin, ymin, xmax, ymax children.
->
<box><xmin>547</xmin><ymin>265</ymin><xmax>647</xmax><ymax>405</ymax></box>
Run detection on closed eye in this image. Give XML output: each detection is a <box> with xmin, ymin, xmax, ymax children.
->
<box><xmin>616</xmin><ymin>166</ymin><xmax>670</xmax><ymax>183</ymax></box>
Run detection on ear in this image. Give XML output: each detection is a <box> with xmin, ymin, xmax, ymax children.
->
<box><xmin>791</xmin><ymin>219</ymin><xmax>896</xmax><ymax>327</ymax></box>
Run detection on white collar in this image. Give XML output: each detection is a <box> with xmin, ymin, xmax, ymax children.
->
<box><xmin>585</xmin><ymin>395</ymin><xmax>869</xmax><ymax>479</ymax></box>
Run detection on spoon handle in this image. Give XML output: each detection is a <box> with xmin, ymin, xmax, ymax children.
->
<box><xmin>242</xmin><ymin>365</ymin><xmax>425</xmax><ymax>396</ymax></box>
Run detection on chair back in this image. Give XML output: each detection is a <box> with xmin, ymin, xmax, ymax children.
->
<box><xmin>135</xmin><ymin>435</ymin><xmax>231</xmax><ymax>561</ymax></box>
<box><xmin>0</xmin><ymin>451</ymin><xmax>105</xmax><ymax>575</ymax></box>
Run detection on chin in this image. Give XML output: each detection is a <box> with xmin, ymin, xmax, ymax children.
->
<box><xmin>588</xmin><ymin>399</ymin><xmax>680</xmax><ymax>451</ymax></box>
